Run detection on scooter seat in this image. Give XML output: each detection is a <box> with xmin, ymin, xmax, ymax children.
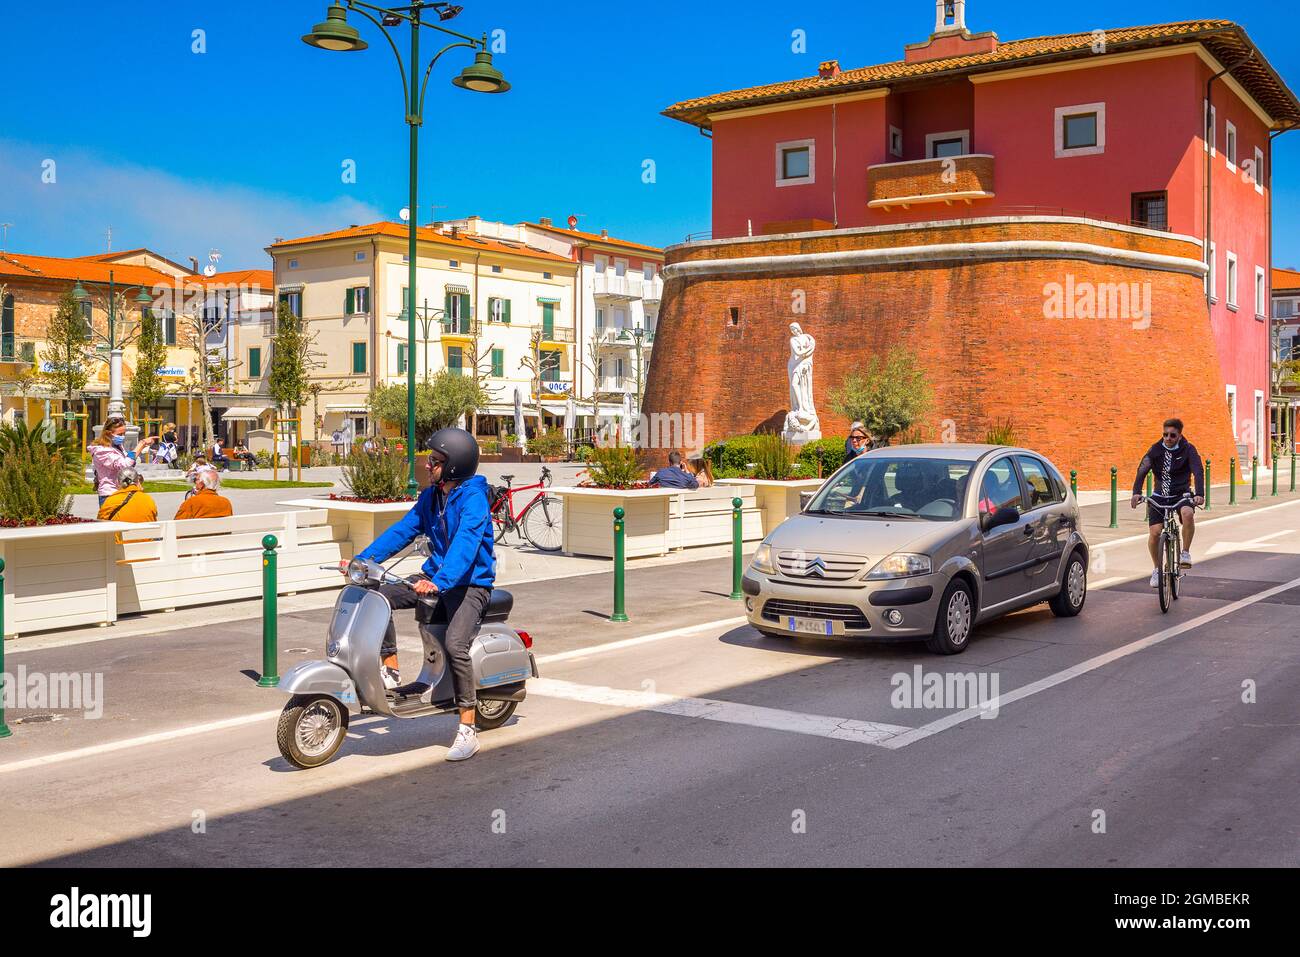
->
<box><xmin>483</xmin><ymin>589</ymin><xmax>513</xmax><ymax>623</ymax></box>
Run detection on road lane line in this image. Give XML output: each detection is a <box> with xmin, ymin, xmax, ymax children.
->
<box><xmin>534</xmin><ymin>617</ymin><xmax>747</xmax><ymax>665</ymax></box>
<box><xmin>881</xmin><ymin>574</ymin><xmax>1300</xmax><ymax>750</ymax></box>
<box><xmin>528</xmin><ymin>677</ymin><xmax>911</xmax><ymax>746</ymax></box>
<box><xmin>0</xmin><ymin>709</ymin><xmax>284</xmax><ymax>776</ymax></box>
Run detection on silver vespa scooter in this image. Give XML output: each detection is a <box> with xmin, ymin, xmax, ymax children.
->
<box><xmin>275</xmin><ymin>555</ymin><xmax>536</xmax><ymax>769</ymax></box>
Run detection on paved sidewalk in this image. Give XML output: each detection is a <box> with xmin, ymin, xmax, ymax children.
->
<box><xmin>1077</xmin><ymin>481</ymin><xmax>1300</xmax><ymax>546</ymax></box>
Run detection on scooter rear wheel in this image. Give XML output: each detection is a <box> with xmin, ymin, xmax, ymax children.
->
<box><xmin>474</xmin><ymin>698</ymin><xmax>518</xmax><ymax>731</ymax></box>
<box><xmin>277</xmin><ymin>694</ymin><xmax>349</xmax><ymax>769</ymax></box>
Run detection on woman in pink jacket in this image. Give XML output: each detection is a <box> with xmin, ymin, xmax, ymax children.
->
<box><xmin>90</xmin><ymin>414</ymin><xmax>158</xmax><ymax>506</ymax></box>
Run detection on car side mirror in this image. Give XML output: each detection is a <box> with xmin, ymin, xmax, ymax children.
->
<box><xmin>980</xmin><ymin>505</ymin><xmax>1021</xmax><ymax>533</ymax></box>
<box><xmin>799</xmin><ymin>491</ymin><xmax>816</xmax><ymax>512</ymax></box>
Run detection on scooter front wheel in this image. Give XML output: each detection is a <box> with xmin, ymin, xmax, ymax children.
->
<box><xmin>277</xmin><ymin>694</ymin><xmax>349</xmax><ymax>769</ymax></box>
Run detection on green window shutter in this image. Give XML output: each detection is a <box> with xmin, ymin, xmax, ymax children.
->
<box><xmin>401</xmin><ymin>286</ymin><xmax>409</xmax><ymax>319</ymax></box>
<box><xmin>448</xmin><ymin>346</ymin><xmax>463</xmax><ymax>375</ymax></box>
<box><xmin>249</xmin><ymin>348</ymin><xmax>261</xmax><ymax>378</ymax></box>
<box><xmin>352</xmin><ymin>342</ymin><xmax>367</xmax><ymax>375</ymax></box>
<box><xmin>503</xmin><ymin>299</ymin><xmax>511</xmax><ymax>324</ymax></box>
<box><xmin>397</xmin><ymin>343</ymin><xmax>407</xmax><ymax>374</ymax></box>
<box><xmin>444</xmin><ymin>290</ymin><xmax>453</xmax><ymax>326</ymax></box>
<box><xmin>346</xmin><ymin>287</ymin><xmax>355</xmax><ymax>315</ymax></box>
<box><xmin>491</xmin><ymin>348</ymin><xmax>504</xmax><ymax>377</ymax></box>
<box><xmin>459</xmin><ymin>293</ymin><xmax>471</xmax><ymax>332</ymax></box>
<box><xmin>165</xmin><ymin>312</ymin><xmax>177</xmax><ymax>345</ymax></box>
<box><xmin>542</xmin><ymin>302</ymin><xmax>554</xmax><ymax>339</ymax></box>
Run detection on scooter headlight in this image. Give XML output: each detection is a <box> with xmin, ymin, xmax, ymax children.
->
<box><xmin>327</xmin><ymin>640</ymin><xmax>341</xmax><ymax>658</ymax></box>
<box><xmin>347</xmin><ymin>558</ymin><xmax>370</xmax><ymax>585</ymax></box>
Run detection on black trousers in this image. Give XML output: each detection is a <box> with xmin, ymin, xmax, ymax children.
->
<box><xmin>375</xmin><ymin>576</ymin><xmax>491</xmax><ymax>710</ymax></box>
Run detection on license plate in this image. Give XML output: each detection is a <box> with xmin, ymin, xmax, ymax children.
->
<box><xmin>788</xmin><ymin>616</ymin><xmax>836</xmax><ymax>636</ymax></box>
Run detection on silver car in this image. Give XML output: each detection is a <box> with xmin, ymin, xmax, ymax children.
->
<box><xmin>742</xmin><ymin>445</ymin><xmax>1089</xmax><ymax>654</ymax></box>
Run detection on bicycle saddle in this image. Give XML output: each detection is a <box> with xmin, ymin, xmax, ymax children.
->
<box><xmin>501</xmin><ymin>474</ymin><xmax>515</xmax><ymax>485</ymax></box>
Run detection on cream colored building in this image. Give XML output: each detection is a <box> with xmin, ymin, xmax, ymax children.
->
<box><xmin>262</xmin><ymin>221</ymin><xmax>595</xmax><ymax>441</ymax></box>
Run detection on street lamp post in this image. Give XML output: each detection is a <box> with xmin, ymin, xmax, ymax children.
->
<box><xmin>72</xmin><ymin>273</ymin><xmax>153</xmax><ymax>426</ymax></box>
<box><xmin>631</xmin><ymin>325</ymin><xmax>646</xmax><ymax>421</ymax></box>
<box><xmin>303</xmin><ymin>0</ymin><xmax>510</xmax><ymax>495</ymax></box>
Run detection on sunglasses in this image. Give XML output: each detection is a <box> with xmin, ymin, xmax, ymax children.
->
<box><xmin>850</xmin><ymin>434</ymin><xmax>867</xmax><ymax>442</ymax></box>
<box><xmin>1163</xmin><ymin>431</ymin><xmax>1181</xmax><ymax>439</ymax></box>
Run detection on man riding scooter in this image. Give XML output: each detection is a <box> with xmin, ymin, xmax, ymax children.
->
<box><xmin>352</xmin><ymin>428</ymin><xmax>495</xmax><ymax>762</ymax></box>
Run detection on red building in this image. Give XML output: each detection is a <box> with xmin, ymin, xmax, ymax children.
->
<box><xmin>644</xmin><ymin>6</ymin><xmax>1300</xmax><ymax>483</ymax></box>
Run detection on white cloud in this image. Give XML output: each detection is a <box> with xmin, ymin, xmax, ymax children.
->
<box><xmin>0</xmin><ymin>139</ymin><xmax>383</xmax><ymax>267</ymax></box>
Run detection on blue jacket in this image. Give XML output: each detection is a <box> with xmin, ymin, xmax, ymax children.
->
<box><xmin>649</xmin><ymin>466</ymin><xmax>698</xmax><ymax>490</ymax></box>
<box><xmin>357</xmin><ymin>475</ymin><xmax>496</xmax><ymax>591</ymax></box>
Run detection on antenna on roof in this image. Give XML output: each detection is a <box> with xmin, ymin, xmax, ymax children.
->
<box><xmin>105</xmin><ymin>225</ymin><xmax>112</xmax><ymax>253</ymax></box>
<box><xmin>0</xmin><ymin>223</ymin><xmax>11</xmax><ymax>253</ymax></box>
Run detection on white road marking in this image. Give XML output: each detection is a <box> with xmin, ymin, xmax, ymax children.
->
<box><xmin>528</xmin><ymin>677</ymin><xmax>912</xmax><ymax>746</ymax></box>
<box><xmin>533</xmin><ymin>617</ymin><xmax>747</xmax><ymax>665</ymax></box>
<box><xmin>1091</xmin><ymin>498</ymin><xmax>1300</xmax><ymax>551</ymax></box>
<box><xmin>1205</xmin><ymin>529</ymin><xmax>1296</xmax><ymax>556</ymax></box>
<box><xmin>881</xmin><ymin>574</ymin><xmax>1300</xmax><ymax>750</ymax></box>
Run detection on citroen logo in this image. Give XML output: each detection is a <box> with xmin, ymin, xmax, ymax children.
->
<box><xmin>804</xmin><ymin>556</ymin><xmax>828</xmax><ymax>578</ymax></box>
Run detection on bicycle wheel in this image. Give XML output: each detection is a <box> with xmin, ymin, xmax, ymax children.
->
<box><xmin>1168</xmin><ymin>527</ymin><xmax>1181</xmax><ymax>601</ymax></box>
<box><xmin>491</xmin><ymin>502</ymin><xmax>510</xmax><ymax>544</ymax></box>
<box><xmin>1158</xmin><ymin>532</ymin><xmax>1173</xmax><ymax>613</ymax></box>
<box><xmin>522</xmin><ymin>493</ymin><xmax>563</xmax><ymax>552</ymax></box>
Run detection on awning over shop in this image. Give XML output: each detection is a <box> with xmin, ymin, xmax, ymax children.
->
<box><xmin>220</xmin><ymin>406</ymin><xmax>271</xmax><ymax>421</ymax></box>
<box><xmin>485</xmin><ymin>403</ymin><xmax>540</xmax><ymax>418</ymax></box>
<box><xmin>445</xmin><ymin>284</ymin><xmax>470</xmax><ymax>295</ymax></box>
<box><xmin>536</xmin><ymin>297</ymin><xmax>561</xmax><ymax>304</ymax></box>
<box><xmin>325</xmin><ymin>404</ymin><xmax>370</xmax><ymax>413</ymax></box>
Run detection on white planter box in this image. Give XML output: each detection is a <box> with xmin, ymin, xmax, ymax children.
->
<box><xmin>551</xmin><ymin>485</ymin><xmax>763</xmax><ymax>559</ymax></box>
<box><xmin>715</xmin><ymin>478</ymin><xmax>824</xmax><ymax>534</ymax></box>
<box><xmin>0</xmin><ymin>522</ymin><xmax>137</xmax><ymax>637</ymax></box>
<box><xmin>116</xmin><ymin>510</ymin><xmax>353</xmax><ymax>615</ymax></box>
<box><xmin>279</xmin><ymin>497</ymin><xmax>415</xmax><ymax>550</ymax></box>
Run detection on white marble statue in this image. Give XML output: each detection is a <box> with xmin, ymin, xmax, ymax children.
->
<box><xmin>782</xmin><ymin>322</ymin><xmax>821</xmax><ymax>443</ymax></box>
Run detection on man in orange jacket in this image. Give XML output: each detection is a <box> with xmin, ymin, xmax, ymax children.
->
<box><xmin>97</xmin><ymin>467</ymin><xmax>159</xmax><ymax>522</ymax></box>
<box><xmin>174</xmin><ymin>470</ymin><xmax>233</xmax><ymax>520</ymax></box>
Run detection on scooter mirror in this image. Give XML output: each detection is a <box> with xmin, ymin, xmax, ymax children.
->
<box><xmin>415</xmin><ymin>535</ymin><xmax>432</xmax><ymax>557</ymax></box>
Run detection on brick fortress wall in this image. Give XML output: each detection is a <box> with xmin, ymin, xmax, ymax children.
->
<box><xmin>642</xmin><ymin>218</ymin><xmax>1237</xmax><ymax>489</ymax></box>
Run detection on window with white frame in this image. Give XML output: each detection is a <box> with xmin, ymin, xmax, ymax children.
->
<box><xmin>594</xmin><ymin>255</ymin><xmax>608</xmax><ymax>274</ymax></box>
<box><xmin>1254</xmin><ymin>147</ymin><xmax>1265</xmax><ymax>194</ymax></box>
<box><xmin>1226</xmin><ymin>252</ymin><xmax>1238</xmax><ymax>308</ymax></box>
<box><xmin>1204</xmin><ymin>101</ymin><xmax>1216</xmax><ymax>155</ymax></box>
<box><xmin>642</xmin><ymin>263</ymin><xmax>655</xmax><ymax>281</ymax></box>
<box><xmin>1055</xmin><ymin>103</ymin><xmax>1105</xmax><ymax>158</ymax></box>
<box><xmin>1226</xmin><ymin>385</ymin><xmax>1238</xmax><ymax>439</ymax></box>
<box><xmin>926</xmin><ymin>130</ymin><xmax>969</xmax><ymax>159</ymax></box>
<box><xmin>614</xmin><ymin>259</ymin><xmax>627</xmax><ymax>278</ymax></box>
<box><xmin>1208</xmin><ymin>241</ymin><xmax>1217</xmax><ymax>301</ymax></box>
<box><xmin>355</xmin><ymin>251</ymin><xmax>366</xmax><ymax>262</ymax></box>
<box><xmin>889</xmin><ymin>125</ymin><xmax>903</xmax><ymax>158</ymax></box>
<box><xmin>775</xmin><ymin>139</ymin><xmax>815</xmax><ymax>186</ymax></box>
<box><xmin>1225</xmin><ymin>121</ymin><xmax>1237</xmax><ymax>170</ymax></box>
<box><xmin>1255</xmin><ymin>266</ymin><xmax>1267</xmax><ymax>318</ymax></box>
<box><xmin>595</xmin><ymin>307</ymin><xmax>605</xmax><ymax>330</ymax></box>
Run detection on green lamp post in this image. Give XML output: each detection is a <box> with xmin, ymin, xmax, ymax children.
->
<box><xmin>303</xmin><ymin>1</ymin><xmax>509</xmax><ymax>495</ymax></box>
<box><xmin>71</xmin><ymin>272</ymin><xmax>155</xmax><ymax>423</ymax></box>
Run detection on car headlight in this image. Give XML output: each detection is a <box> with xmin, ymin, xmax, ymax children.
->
<box><xmin>865</xmin><ymin>553</ymin><xmax>932</xmax><ymax>580</ymax></box>
<box><xmin>751</xmin><ymin>543</ymin><xmax>777</xmax><ymax>575</ymax></box>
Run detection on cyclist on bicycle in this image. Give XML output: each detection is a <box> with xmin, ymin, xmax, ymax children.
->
<box><xmin>1130</xmin><ymin>418</ymin><xmax>1205</xmax><ymax>587</ymax></box>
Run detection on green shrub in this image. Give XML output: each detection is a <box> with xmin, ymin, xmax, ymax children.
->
<box><xmin>574</xmin><ymin>443</ymin><xmax>596</xmax><ymax>462</ymax></box>
<box><xmin>704</xmin><ymin>435</ymin><xmax>771</xmax><ymax>474</ymax></box>
<box><xmin>479</xmin><ymin>437</ymin><xmax>501</xmax><ymax>455</ymax></box>
<box><xmin>341</xmin><ymin>448</ymin><xmax>410</xmax><ymax>501</ymax></box>
<box><xmin>982</xmin><ymin>417</ymin><xmax>1018</xmax><ymax>446</ymax></box>
<box><xmin>751</xmin><ymin>432</ymin><xmax>794</xmax><ymax>480</ymax></box>
<box><xmin>529</xmin><ymin>429</ymin><xmax>568</xmax><ymax>458</ymax></box>
<box><xmin>255</xmin><ymin>449</ymin><xmax>273</xmax><ymax>469</ymax></box>
<box><xmin>586</xmin><ymin>446</ymin><xmax>644</xmax><ymax>488</ymax></box>
<box><xmin>0</xmin><ymin>421</ymin><xmax>77</xmax><ymax>524</ymax></box>
<box><xmin>795</xmin><ymin>438</ymin><xmax>847</xmax><ymax>476</ymax></box>
<box><xmin>503</xmin><ymin>432</ymin><xmax>519</xmax><ymax>448</ymax></box>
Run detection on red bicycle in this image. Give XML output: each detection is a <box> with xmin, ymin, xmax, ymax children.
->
<box><xmin>491</xmin><ymin>467</ymin><xmax>563</xmax><ymax>552</ymax></box>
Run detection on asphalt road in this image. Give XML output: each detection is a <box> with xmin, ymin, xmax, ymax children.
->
<box><xmin>1</xmin><ymin>497</ymin><xmax>1297</xmax><ymax>867</ymax></box>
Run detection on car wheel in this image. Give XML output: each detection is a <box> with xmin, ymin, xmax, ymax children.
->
<box><xmin>925</xmin><ymin>579</ymin><xmax>974</xmax><ymax>655</ymax></box>
<box><xmin>1049</xmin><ymin>549</ymin><xmax>1087</xmax><ymax>618</ymax></box>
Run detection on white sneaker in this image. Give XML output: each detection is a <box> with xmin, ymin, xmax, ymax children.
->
<box><xmin>381</xmin><ymin>665</ymin><xmax>401</xmax><ymax>690</ymax></box>
<box><xmin>1179</xmin><ymin>550</ymin><xmax>1192</xmax><ymax>568</ymax></box>
<box><xmin>445</xmin><ymin>723</ymin><xmax>480</xmax><ymax>762</ymax></box>
<box><xmin>1149</xmin><ymin>569</ymin><xmax>1161</xmax><ymax>588</ymax></box>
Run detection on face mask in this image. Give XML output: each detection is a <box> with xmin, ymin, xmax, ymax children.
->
<box><xmin>111</xmin><ymin>434</ymin><xmax>125</xmax><ymax>447</ymax></box>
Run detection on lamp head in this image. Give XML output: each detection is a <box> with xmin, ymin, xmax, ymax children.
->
<box><xmin>302</xmin><ymin>3</ymin><xmax>368</xmax><ymax>52</ymax></box>
<box><xmin>452</xmin><ymin>51</ymin><xmax>510</xmax><ymax>94</ymax></box>
<box><xmin>72</xmin><ymin>280</ymin><xmax>90</xmax><ymax>302</ymax></box>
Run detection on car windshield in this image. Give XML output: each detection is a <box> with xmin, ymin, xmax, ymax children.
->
<box><xmin>808</xmin><ymin>456</ymin><xmax>974</xmax><ymax>521</ymax></box>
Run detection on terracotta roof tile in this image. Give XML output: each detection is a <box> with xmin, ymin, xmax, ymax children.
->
<box><xmin>269</xmin><ymin>222</ymin><xmax>574</xmax><ymax>265</ymax></box>
<box><xmin>664</xmin><ymin>20</ymin><xmax>1300</xmax><ymax>127</ymax></box>
<box><xmin>0</xmin><ymin>252</ymin><xmax>181</xmax><ymax>290</ymax></box>
<box><xmin>1273</xmin><ymin>267</ymin><xmax>1300</xmax><ymax>293</ymax></box>
<box><xmin>524</xmin><ymin>222</ymin><xmax>664</xmax><ymax>256</ymax></box>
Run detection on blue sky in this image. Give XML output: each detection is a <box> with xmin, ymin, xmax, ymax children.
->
<box><xmin>1</xmin><ymin>0</ymin><xmax>1297</xmax><ymax>269</ymax></box>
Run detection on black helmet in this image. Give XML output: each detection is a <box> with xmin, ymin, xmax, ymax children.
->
<box><xmin>427</xmin><ymin>428</ymin><xmax>479</xmax><ymax>480</ymax></box>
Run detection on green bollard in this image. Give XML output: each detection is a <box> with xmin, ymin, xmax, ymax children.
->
<box><xmin>1272</xmin><ymin>453</ymin><xmax>1279</xmax><ymax>497</ymax></box>
<box><xmin>0</xmin><ymin>558</ymin><xmax>10</xmax><ymax>739</ymax></box>
<box><xmin>1292</xmin><ymin>453</ymin><xmax>1297</xmax><ymax>493</ymax></box>
<box><xmin>1204</xmin><ymin>459</ymin><xmax>1212</xmax><ymax>511</ymax></box>
<box><xmin>611</xmin><ymin>507</ymin><xmax>629</xmax><ymax>622</ymax></box>
<box><xmin>1109</xmin><ymin>467</ymin><xmax>1118</xmax><ymax>528</ymax></box>
<box><xmin>1070</xmin><ymin>470</ymin><xmax>1077</xmax><ymax>499</ymax></box>
<box><xmin>730</xmin><ymin>497</ymin><xmax>744</xmax><ymax>600</ymax></box>
<box><xmin>1229</xmin><ymin>457</ymin><xmax>1237</xmax><ymax>505</ymax></box>
<box><xmin>1251</xmin><ymin>456</ymin><xmax>1258</xmax><ymax>501</ymax></box>
<box><xmin>257</xmin><ymin>535</ymin><xmax>280</xmax><ymax>687</ymax></box>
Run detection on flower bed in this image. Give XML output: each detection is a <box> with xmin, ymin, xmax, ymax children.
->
<box><xmin>328</xmin><ymin>494</ymin><xmax>417</xmax><ymax>504</ymax></box>
<box><xmin>0</xmin><ymin>515</ymin><xmax>97</xmax><ymax>529</ymax></box>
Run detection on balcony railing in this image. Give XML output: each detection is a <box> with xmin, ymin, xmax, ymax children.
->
<box><xmin>597</xmin><ymin>327</ymin><xmax>653</xmax><ymax>346</ymax></box>
<box><xmin>867</xmin><ymin>154</ymin><xmax>995</xmax><ymax>210</ymax></box>
<box><xmin>539</xmin><ymin>325</ymin><xmax>576</xmax><ymax>344</ymax></box>
<box><xmin>593</xmin><ymin>272</ymin><xmax>662</xmax><ymax>301</ymax></box>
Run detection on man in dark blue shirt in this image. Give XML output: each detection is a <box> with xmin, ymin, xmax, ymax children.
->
<box><xmin>1130</xmin><ymin>418</ymin><xmax>1205</xmax><ymax>587</ymax></box>
<box><xmin>649</xmin><ymin>451</ymin><xmax>699</xmax><ymax>490</ymax></box>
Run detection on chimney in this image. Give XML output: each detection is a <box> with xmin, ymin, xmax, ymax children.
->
<box><xmin>449</xmin><ymin>225</ymin><xmax>460</xmax><ymax>239</ymax></box>
<box><xmin>188</xmin><ymin>256</ymin><xmax>199</xmax><ymax>273</ymax></box>
<box><xmin>466</xmin><ymin>215</ymin><xmax>481</xmax><ymax>234</ymax></box>
<box><xmin>818</xmin><ymin>60</ymin><xmax>840</xmax><ymax>79</ymax></box>
<box><xmin>539</xmin><ymin>216</ymin><xmax>553</xmax><ymax>227</ymax></box>
<box><xmin>600</xmin><ymin>228</ymin><xmax>609</xmax><ymax>239</ymax></box>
